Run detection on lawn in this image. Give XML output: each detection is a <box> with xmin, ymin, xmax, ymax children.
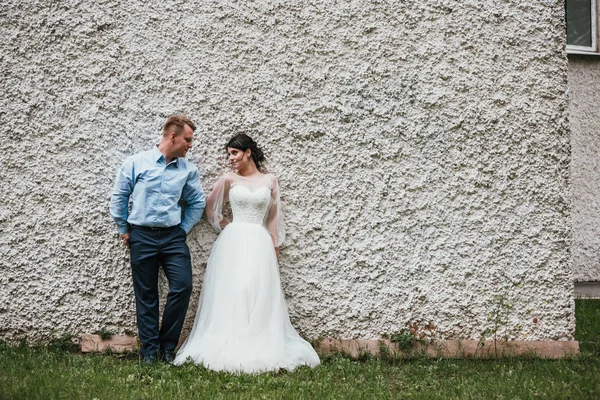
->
<box><xmin>1</xmin><ymin>299</ymin><xmax>599</xmax><ymax>399</ymax></box>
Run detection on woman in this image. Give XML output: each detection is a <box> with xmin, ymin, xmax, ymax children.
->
<box><xmin>173</xmin><ymin>134</ymin><xmax>320</xmax><ymax>373</ymax></box>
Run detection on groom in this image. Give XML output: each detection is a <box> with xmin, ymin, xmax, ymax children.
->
<box><xmin>109</xmin><ymin>115</ymin><xmax>206</xmax><ymax>364</ymax></box>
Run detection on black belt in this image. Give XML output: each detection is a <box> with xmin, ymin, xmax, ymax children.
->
<box><xmin>131</xmin><ymin>224</ymin><xmax>178</xmax><ymax>231</ymax></box>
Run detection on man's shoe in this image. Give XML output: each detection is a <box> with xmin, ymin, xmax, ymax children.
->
<box><xmin>141</xmin><ymin>354</ymin><xmax>158</xmax><ymax>366</ymax></box>
<box><xmin>162</xmin><ymin>351</ymin><xmax>176</xmax><ymax>364</ymax></box>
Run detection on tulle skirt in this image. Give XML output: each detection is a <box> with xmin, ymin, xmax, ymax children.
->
<box><xmin>173</xmin><ymin>222</ymin><xmax>320</xmax><ymax>373</ymax></box>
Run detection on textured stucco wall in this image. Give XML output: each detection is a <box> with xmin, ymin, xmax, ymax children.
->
<box><xmin>569</xmin><ymin>56</ymin><xmax>600</xmax><ymax>282</ymax></box>
<box><xmin>0</xmin><ymin>1</ymin><xmax>574</xmax><ymax>342</ymax></box>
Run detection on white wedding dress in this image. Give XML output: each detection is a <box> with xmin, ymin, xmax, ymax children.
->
<box><xmin>173</xmin><ymin>172</ymin><xmax>320</xmax><ymax>373</ymax></box>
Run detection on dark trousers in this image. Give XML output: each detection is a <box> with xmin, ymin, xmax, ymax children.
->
<box><xmin>129</xmin><ymin>225</ymin><xmax>192</xmax><ymax>358</ymax></box>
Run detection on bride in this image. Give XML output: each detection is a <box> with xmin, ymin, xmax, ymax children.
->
<box><xmin>173</xmin><ymin>134</ymin><xmax>320</xmax><ymax>373</ymax></box>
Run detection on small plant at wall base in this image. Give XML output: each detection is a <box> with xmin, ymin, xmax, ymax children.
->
<box><xmin>48</xmin><ymin>333</ymin><xmax>79</xmax><ymax>353</ymax></box>
<box><xmin>95</xmin><ymin>328</ymin><xmax>115</xmax><ymax>341</ymax></box>
<box><xmin>480</xmin><ymin>292</ymin><xmax>513</xmax><ymax>357</ymax></box>
<box><xmin>390</xmin><ymin>330</ymin><xmax>416</xmax><ymax>351</ymax></box>
<box><xmin>377</xmin><ymin>340</ymin><xmax>395</xmax><ymax>362</ymax></box>
<box><xmin>388</xmin><ymin>321</ymin><xmax>437</xmax><ymax>355</ymax></box>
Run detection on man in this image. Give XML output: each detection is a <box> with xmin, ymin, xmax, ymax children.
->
<box><xmin>109</xmin><ymin>115</ymin><xmax>206</xmax><ymax>364</ymax></box>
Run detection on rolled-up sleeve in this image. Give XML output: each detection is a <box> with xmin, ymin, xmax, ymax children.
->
<box><xmin>180</xmin><ymin>168</ymin><xmax>206</xmax><ymax>234</ymax></box>
<box><xmin>109</xmin><ymin>158</ymin><xmax>134</xmax><ymax>235</ymax></box>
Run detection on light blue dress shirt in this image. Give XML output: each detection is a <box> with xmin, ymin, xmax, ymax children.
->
<box><xmin>109</xmin><ymin>146</ymin><xmax>206</xmax><ymax>235</ymax></box>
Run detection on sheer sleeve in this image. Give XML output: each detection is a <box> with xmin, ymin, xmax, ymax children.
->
<box><xmin>265</xmin><ymin>174</ymin><xmax>285</xmax><ymax>247</ymax></box>
<box><xmin>205</xmin><ymin>173</ymin><xmax>230</xmax><ymax>231</ymax></box>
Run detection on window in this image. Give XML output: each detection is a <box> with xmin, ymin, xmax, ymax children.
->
<box><xmin>566</xmin><ymin>0</ymin><xmax>598</xmax><ymax>54</ymax></box>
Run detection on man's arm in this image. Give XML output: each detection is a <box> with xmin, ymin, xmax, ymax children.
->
<box><xmin>180</xmin><ymin>168</ymin><xmax>206</xmax><ymax>234</ymax></box>
<box><xmin>109</xmin><ymin>159</ymin><xmax>134</xmax><ymax>244</ymax></box>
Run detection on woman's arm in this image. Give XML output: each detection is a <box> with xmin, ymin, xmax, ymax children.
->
<box><xmin>265</xmin><ymin>174</ymin><xmax>285</xmax><ymax>260</ymax></box>
<box><xmin>205</xmin><ymin>173</ymin><xmax>230</xmax><ymax>231</ymax></box>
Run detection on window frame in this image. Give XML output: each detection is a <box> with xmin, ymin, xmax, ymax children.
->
<box><xmin>567</xmin><ymin>0</ymin><xmax>599</xmax><ymax>55</ymax></box>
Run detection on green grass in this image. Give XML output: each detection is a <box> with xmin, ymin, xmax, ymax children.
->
<box><xmin>575</xmin><ymin>298</ymin><xmax>600</xmax><ymax>356</ymax></box>
<box><xmin>1</xmin><ymin>300</ymin><xmax>598</xmax><ymax>399</ymax></box>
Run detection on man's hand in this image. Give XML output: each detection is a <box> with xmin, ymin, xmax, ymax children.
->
<box><xmin>121</xmin><ymin>232</ymin><xmax>130</xmax><ymax>248</ymax></box>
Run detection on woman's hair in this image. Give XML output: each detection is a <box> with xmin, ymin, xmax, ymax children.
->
<box><xmin>226</xmin><ymin>133</ymin><xmax>266</xmax><ymax>172</ymax></box>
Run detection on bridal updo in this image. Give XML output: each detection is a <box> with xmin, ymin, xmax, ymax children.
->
<box><xmin>226</xmin><ymin>134</ymin><xmax>266</xmax><ymax>172</ymax></box>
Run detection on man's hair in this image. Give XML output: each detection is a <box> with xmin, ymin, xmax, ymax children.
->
<box><xmin>162</xmin><ymin>115</ymin><xmax>196</xmax><ymax>136</ymax></box>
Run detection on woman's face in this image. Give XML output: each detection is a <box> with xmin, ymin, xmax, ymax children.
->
<box><xmin>227</xmin><ymin>147</ymin><xmax>251</xmax><ymax>170</ymax></box>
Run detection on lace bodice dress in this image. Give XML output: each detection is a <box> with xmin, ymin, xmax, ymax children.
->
<box><xmin>173</xmin><ymin>172</ymin><xmax>320</xmax><ymax>373</ymax></box>
<box><xmin>204</xmin><ymin>172</ymin><xmax>285</xmax><ymax>246</ymax></box>
<box><xmin>229</xmin><ymin>185</ymin><xmax>271</xmax><ymax>224</ymax></box>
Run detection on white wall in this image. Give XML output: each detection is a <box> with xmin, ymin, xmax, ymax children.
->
<box><xmin>569</xmin><ymin>56</ymin><xmax>600</xmax><ymax>282</ymax></box>
<box><xmin>0</xmin><ymin>0</ymin><xmax>574</xmax><ymax>342</ymax></box>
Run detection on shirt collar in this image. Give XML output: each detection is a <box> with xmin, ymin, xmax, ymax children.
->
<box><xmin>152</xmin><ymin>145</ymin><xmax>179</xmax><ymax>167</ymax></box>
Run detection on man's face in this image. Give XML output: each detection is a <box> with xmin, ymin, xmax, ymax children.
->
<box><xmin>171</xmin><ymin>124</ymin><xmax>194</xmax><ymax>158</ymax></box>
